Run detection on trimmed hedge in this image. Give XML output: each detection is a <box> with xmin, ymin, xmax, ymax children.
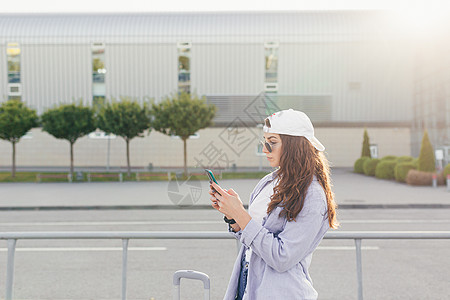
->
<box><xmin>438</xmin><ymin>170</ymin><xmax>446</xmax><ymax>185</ymax></box>
<box><xmin>397</xmin><ymin>156</ymin><xmax>414</xmax><ymax>164</ymax></box>
<box><xmin>406</xmin><ymin>169</ymin><xmax>433</xmax><ymax>186</ymax></box>
<box><xmin>395</xmin><ymin>162</ymin><xmax>416</xmax><ymax>183</ymax></box>
<box><xmin>444</xmin><ymin>164</ymin><xmax>450</xmax><ymax>179</ymax></box>
<box><xmin>381</xmin><ymin>155</ymin><xmax>397</xmax><ymax>161</ymax></box>
<box><xmin>361</xmin><ymin>129</ymin><xmax>371</xmax><ymax>158</ymax></box>
<box><xmin>406</xmin><ymin>169</ymin><xmax>446</xmax><ymax>186</ymax></box>
<box><xmin>418</xmin><ymin>130</ymin><xmax>435</xmax><ymax>172</ymax></box>
<box><xmin>354</xmin><ymin>157</ymin><xmax>370</xmax><ymax>174</ymax></box>
<box><xmin>363</xmin><ymin>158</ymin><xmax>380</xmax><ymax>176</ymax></box>
<box><xmin>375</xmin><ymin>160</ymin><xmax>397</xmax><ymax>179</ymax></box>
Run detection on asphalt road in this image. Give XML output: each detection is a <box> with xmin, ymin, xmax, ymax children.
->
<box><xmin>0</xmin><ymin>208</ymin><xmax>449</xmax><ymax>300</ymax></box>
<box><xmin>1</xmin><ymin>168</ymin><xmax>449</xmax><ymax>209</ymax></box>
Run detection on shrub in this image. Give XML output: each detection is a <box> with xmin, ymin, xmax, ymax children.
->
<box><xmin>354</xmin><ymin>157</ymin><xmax>370</xmax><ymax>174</ymax></box>
<box><xmin>361</xmin><ymin>129</ymin><xmax>371</xmax><ymax>158</ymax></box>
<box><xmin>406</xmin><ymin>169</ymin><xmax>433</xmax><ymax>186</ymax></box>
<box><xmin>406</xmin><ymin>169</ymin><xmax>445</xmax><ymax>186</ymax></box>
<box><xmin>437</xmin><ymin>170</ymin><xmax>446</xmax><ymax>186</ymax></box>
<box><xmin>397</xmin><ymin>156</ymin><xmax>414</xmax><ymax>163</ymax></box>
<box><xmin>418</xmin><ymin>130</ymin><xmax>435</xmax><ymax>172</ymax></box>
<box><xmin>395</xmin><ymin>162</ymin><xmax>416</xmax><ymax>182</ymax></box>
<box><xmin>363</xmin><ymin>158</ymin><xmax>380</xmax><ymax>176</ymax></box>
<box><xmin>381</xmin><ymin>155</ymin><xmax>397</xmax><ymax>161</ymax></box>
<box><xmin>443</xmin><ymin>164</ymin><xmax>450</xmax><ymax>179</ymax></box>
<box><xmin>375</xmin><ymin>160</ymin><xmax>397</xmax><ymax>180</ymax></box>
<box><xmin>412</xmin><ymin>158</ymin><xmax>419</xmax><ymax>168</ymax></box>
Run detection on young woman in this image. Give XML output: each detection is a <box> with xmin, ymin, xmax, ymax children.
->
<box><xmin>209</xmin><ymin>109</ymin><xmax>338</xmax><ymax>300</ymax></box>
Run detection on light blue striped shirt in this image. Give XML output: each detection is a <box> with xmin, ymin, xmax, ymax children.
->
<box><xmin>223</xmin><ymin>170</ymin><xmax>330</xmax><ymax>300</ymax></box>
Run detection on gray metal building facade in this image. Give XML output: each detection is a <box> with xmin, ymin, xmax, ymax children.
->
<box><xmin>1</xmin><ymin>11</ymin><xmax>444</xmax><ymax>168</ymax></box>
<box><xmin>1</xmin><ymin>11</ymin><xmax>414</xmax><ymax>120</ymax></box>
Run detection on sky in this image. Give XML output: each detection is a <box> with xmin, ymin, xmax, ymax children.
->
<box><xmin>0</xmin><ymin>0</ymin><xmax>449</xmax><ymax>13</ymax></box>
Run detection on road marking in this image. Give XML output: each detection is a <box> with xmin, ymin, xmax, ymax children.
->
<box><xmin>0</xmin><ymin>247</ymin><xmax>167</xmax><ymax>252</ymax></box>
<box><xmin>317</xmin><ymin>246</ymin><xmax>379</xmax><ymax>250</ymax></box>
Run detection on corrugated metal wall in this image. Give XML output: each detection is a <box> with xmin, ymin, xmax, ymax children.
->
<box><xmin>280</xmin><ymin>42</ymin><xmax>414</xmax><ymax>122</ymax></box>
<box><xmin>107</xmin><ymin>44</ymin><xmax>177</xmax><ymax>103</ymax></box>
<box><xmin>0</xmin><ymin>12</ymin><xmax>415</xmax><ymax>124</ymax></box>
<box><xmin>0</xmin><ymin>44</ymin><xmax>6</xmax><ymax>101</ymax></box>
<box><xmin>1</xmin><ymin>40</ymin><xmax>415</xmax><ymax>122</ymax></box>
<box><xmin>21</xmin><ymin>44</ymin><xmax>91</xmax><ymax>114</ymax></box>
<box><xmin>193</xmin><ymin>44</ymin><xmax>264</xmax><ymax>95</ymax></box>
<box><xmin>205</xmin><ymin>94</ymin><xmax>333</xmax><ymax>126</ymax></box>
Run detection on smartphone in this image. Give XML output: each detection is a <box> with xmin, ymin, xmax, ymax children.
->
<box><xmin>205</xmin><ymin>169</ymin><xmax>218</xmax><ymax>184</ymax></box>
<box><xmin>205</xmin><ymin>169</ymin><xmax>221</xmax><ymax>196</ymax></box>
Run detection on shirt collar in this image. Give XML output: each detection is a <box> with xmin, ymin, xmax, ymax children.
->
<box><xmin>270</xmin><ymin>168</ymin><xmax>280</xmax><ymax>181</ymax></box>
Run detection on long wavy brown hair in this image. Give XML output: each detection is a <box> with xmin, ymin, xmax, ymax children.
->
<box><xmin>267</xmin><ymin>134</ymin><xmax>339</xmax><ymax>229</ymax></box>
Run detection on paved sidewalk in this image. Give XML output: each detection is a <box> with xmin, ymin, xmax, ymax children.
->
<box><xmin>0</xmin><ymin>168</ymin><xmax>448</xmax><ymax>210</ymax></box>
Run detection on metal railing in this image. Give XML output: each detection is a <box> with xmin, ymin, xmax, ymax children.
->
<box><xmin>1</xmin><ymin>231</ymin><xmax>450</xmax><ymax>300</ymax></box>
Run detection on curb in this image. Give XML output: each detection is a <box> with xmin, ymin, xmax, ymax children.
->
<box><xmin>1</xmin><ymin>204</ymin><xmax>450</xmax><ymax>211</ymax></box>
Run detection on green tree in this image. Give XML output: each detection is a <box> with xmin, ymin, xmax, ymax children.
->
<box><xmin>96</xmin><ymin>97</ymin><xmax>151</xmax><ymax>176</ymax></box>
<box><xmin>0</xmin><ymin>100</ymin><xmax>38</xmax><ymax>177</ymax></box>
<box><xmin>418</xmin><ymin>129</ymin><xmax>435</xmax><ymax>172</ymax></box>
<box><xmin>361</xmin><ymin>129</ymin><xmax>371</xmax><ymax>158</ymax></box>
<box><xmin>152</xmin><ymin>92</ymin><xmax>217</xmax><ymax>177</ymax></box>
<box><xmin>41</xmin><ymin>102</ymin><xmax>96</xmax><ymax>174</ymax></box>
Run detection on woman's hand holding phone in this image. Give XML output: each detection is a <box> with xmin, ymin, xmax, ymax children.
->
<box><xmin>209</xmin><ymin>183</ymin><xmax>243</xmax><ymax>232</ymax></box>
<box><xmin>206</xmin><ymin>169</ymin><xmax>246</xmax><ymax>230</ymax></box>
<box><xmin>209</xmin><ymin>186</ymin><xmax>220</xmax><ymax>209</ymax></box>
<box><xmin>210</xmin><ymin>182</ymin><xmax>245</xmax><ymax>217</ymax></box>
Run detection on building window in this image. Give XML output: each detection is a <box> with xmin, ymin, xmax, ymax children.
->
<box><xmin>264</xmin><ymin>42</ymin><xmax>279</xmax><ymax>93</ymax></box>
<box><xmin>92</xmin><ymin>42</ymin><xmax>106</xmax><ymax>109</ymax></box>
<box><xmin>178</xmin><ymin>42</ymin><xmax>191</xmax><ymax>94</ymax></box>
<box><xmin>7</xmin><ymin>42</ymin><xmax>21</xmax><ymax>101</ymax></box>
<box><xmin>7</xmin><ymin>43</ymin><xmax>20</xmax><ymax>83</ymax></box>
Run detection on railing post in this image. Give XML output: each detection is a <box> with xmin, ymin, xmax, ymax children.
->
<box><xmin>6</xmin><ymin>239</ymin><xmax>17</xmax><ymax>300</ymax></box>
<box><xmin>122</xmin><ymin>239</ymin><xmax>129</xmax><ymax>300</ymax></box>
<box><xmin>355</xmin><ymin>239</ymin><xmax>363</xmax><ymax>300</ymax></box>
<box><xmin>432</xmin><ymin>174</ymin><xmax>437</xmax><ymax>188</ymax></box>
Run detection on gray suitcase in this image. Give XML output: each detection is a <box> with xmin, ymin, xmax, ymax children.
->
<box><xmin>173</xmin><ymin>270</ymin><xmax>210</xmax><ymax>300</ymax></box>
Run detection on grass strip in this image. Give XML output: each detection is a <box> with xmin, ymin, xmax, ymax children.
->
<box><xmin>0</xmin><ymin>171</ymin><xmax>272</xmax><ymax>183</ymax></box>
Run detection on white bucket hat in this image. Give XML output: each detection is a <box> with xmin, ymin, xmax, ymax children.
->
<box><xmin>263</xmin><ymin>108</ymin><xmax>325</xmax><ymax>151</ymax></box>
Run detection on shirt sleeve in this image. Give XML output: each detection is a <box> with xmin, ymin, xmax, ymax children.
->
<box><xmin>227</xmin><ymin>223</ymin><xmax>243</xmax><ymax>239</ymax></box>
<box><xmin>239</xmin><ymin>187</ymin><xmax>328</xmax><ymax>273</ymax></box>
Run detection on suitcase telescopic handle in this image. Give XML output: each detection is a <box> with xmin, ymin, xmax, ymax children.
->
<box><xmin>173</xmin><ymin>270</ymin><xmax>210</xmax><ymax>300</ymax></box>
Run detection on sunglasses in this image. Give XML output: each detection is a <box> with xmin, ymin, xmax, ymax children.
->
<box><xmin>259</xmin><ymin>139</ymin><xmax>277</xmax><ymax>153</ymax></box>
